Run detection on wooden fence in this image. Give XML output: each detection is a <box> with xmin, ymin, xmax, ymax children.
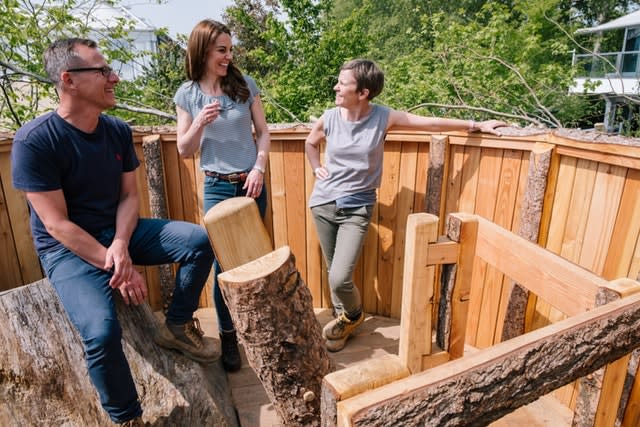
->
<box><xmin>2</xmin><ymin>126</ymin><xmax>640</xmax><ymax>341</ymax></box>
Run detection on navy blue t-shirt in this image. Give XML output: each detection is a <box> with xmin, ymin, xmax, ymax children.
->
<box><xmin>11</xmin><ymin>112</ymin><xmax>140</xmax><ymax>255</ymax></box>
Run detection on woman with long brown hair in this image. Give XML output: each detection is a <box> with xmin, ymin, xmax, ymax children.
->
<box><xmin>174</xmin><ymin>19</ymin><xmax>270</xmax><ymax>372</ymax></box>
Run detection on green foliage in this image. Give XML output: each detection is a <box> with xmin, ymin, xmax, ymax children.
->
<box><xmin>2</xmin><ymin>0</ymin><xmax>639</xmax><ymax>132</ymax></box>
<box><xmin>0</xmin><ymin>0</ymin><xmax>160</xmax><ymax>131</ymax></box>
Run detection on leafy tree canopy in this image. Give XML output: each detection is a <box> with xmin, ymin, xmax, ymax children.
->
<box><xmin>1</xmin><ymin>0</ymin><xmax>638</xmax><ymax>132</ymax></box>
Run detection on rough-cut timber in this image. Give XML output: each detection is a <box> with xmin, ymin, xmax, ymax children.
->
<box><xmin>218</xmin><ymin>246</ymin><xmax>332</xmax><ymax>427</ymax></box>
<box><xmin>0</xmin><ymin>279</ymin><xmax>237</xmax><ymax>427</ymax></box>
<box><xmin>502</xmin><ymin>143</ymin><xmax>554</xmax><ymax>341</ymax></box>
<box><xmin>142</xmin><ymin>134</ymin><xmax>174</xmax><ymax>309</ymax></box>
<box><xmin>338</xmin><ymin>292</ymin><xmax>640</xmax><ymax>427</ymax></box>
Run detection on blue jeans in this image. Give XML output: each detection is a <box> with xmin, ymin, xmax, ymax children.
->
<box><xmin>311</xmin><ymin>203</ymin><xmax>373</xmax><ymax>315</ymax></box>
<box><xmin>39</xmin><ymin>218</ymin><xmax>214</xmax><ymax>423</ymax></box>
<box><xmin>203</xmin><ymin>175</ymin><xmax>267</xmax><ymax>333</ymax></box>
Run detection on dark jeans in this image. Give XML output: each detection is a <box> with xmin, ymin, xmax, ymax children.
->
<box><xmin>39</xmin><ymin>218</ymin><xmax>214</xmax><ymax>423</ymax></box>
<box><xmin>203</xmin><ymin>175</ymin><xmax>267</xmax><ymax>332</ymax></box>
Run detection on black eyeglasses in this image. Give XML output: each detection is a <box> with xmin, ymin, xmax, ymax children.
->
<box><xmin>66</xmin><ymin>66</ymin><xmax>114</xmax><ymax>78</ymax></box>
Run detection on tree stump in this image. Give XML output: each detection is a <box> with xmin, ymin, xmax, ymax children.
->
<box><xmin>218</xmin><ymin>246</ymin><xmax>333</xmax><ymax>427</ymax></box>
<box><xmin>0</xmin><ymin>279</ymin><xmax>237</xmax><ymax>427</ymax></box>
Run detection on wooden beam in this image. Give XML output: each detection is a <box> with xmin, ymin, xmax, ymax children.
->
<box><xmin>426</xmin><ymin>238</ymin><xmax>458</xmax><ymax>265</ymax></box>
<box><xmin>475</xmin><ymin>215</ymin><xmax>608</xmax><ymax>316</ymax></box>
<box><xmin>141</xmin><ymin>134</ymin><xmax>174</xmax><ymax>310</ymax></box>
<box><xmin>425</xmin><ymin>135</ymin><xmax>449</xmax><ymax>216</ymax></box>
<box><xmin>336</xmin><ymin>292</ymin><xmax>640</xmax><ymax>427</ymax></box>
<box><xmin>321</xmin><ymin>354</ymin><xmax>410</xmax><ymax>427</ymax></box>
<box><xmin>575</xmin><ymin>278</ymin><xmax>640</xmax><ymax>426</ymax></box>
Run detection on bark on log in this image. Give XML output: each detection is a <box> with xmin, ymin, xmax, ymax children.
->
<box><xmin>218</xmin><ymin>246</ymin><xmax>333</xmax><ymax>427</ymax></box>
<box><xmin>425</xmin><ymin>135</ymin><xmax>448</xmax><ymax>216</ymax></box>
<box><xmin>502</xmin><ymin>143</ymin><xmax>554</xmax><ymax>341</ymax></box>
<box><xmin>0</xmin><ymin>279</ymin><xmax>237</xmax><ymax>427</ymax></box>
<box><xmin>142</xmin><ymin>134</ymin><xmax>174</xmax><ymax>310</ymax></box>
<box><xmin>341</xmin><ymin>292</ymin><xmax>640</xmax><ymax>427</ymax></box>
<box><xmin>574</xmin><ymin>280</ymin><xmax>640</xmax><ymax>427</ymax></box>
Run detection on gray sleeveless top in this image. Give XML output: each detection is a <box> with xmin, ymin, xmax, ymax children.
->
<box><xmin>309</xmin><ymin>104</ymin><xmax>390</xmax><ymax>208</ymax></box>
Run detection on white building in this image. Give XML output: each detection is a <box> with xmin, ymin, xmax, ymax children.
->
<box><xmin>74</xmin><ymin>2</ymin><xmax>159</xmax><ymax>80</ymax></box>
<box><xmin>570</xmin><ymin>10</ymin><xmax>640</xmax><ymax>132</ymax></box>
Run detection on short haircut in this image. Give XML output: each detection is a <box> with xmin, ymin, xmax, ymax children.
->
<box><xmin>44</xmin><ymin>38</ymin><xmax>97</xmax><ymax>85</ymax></box>
<box><xmin>340</xmin><ymin>59</ymin><xmax>384</xmax><ymax>100</ymax></box>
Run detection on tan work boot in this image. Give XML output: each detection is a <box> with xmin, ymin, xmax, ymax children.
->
<box><xmin>323</xmin><ymin>312</ymin><xmax>365</xmax><ymax>352</ymax></box>
<box><xmin>154</xmin><ymin>318</ymin><xmax>219</xmax><ymax>363</ymax></box>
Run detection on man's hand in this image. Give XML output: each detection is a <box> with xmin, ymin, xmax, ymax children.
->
<box><xmin>105</xmin><ymin>238</ymin><xmax>135</xmax><ymax>289</ymax></box>
<box><xmin>116</xmin><ymin>269</ymin><xmax>148</xmax><ymax>306</ymax></box>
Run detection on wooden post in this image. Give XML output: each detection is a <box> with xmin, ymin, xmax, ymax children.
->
<box><xmin>0</xmin><ymin>279</ymin><xmax>237</xmax><ymax>426</ymax></box>
<box><xmin>438</xmin><ymin>213</ymin><xmax>478</xmax><ymax>359</ymax></box>
<box><xmin>398</xmin><ymin>213</ymin><xmax>438</xmax><ymax>373</ymax></box>
<box><xmin>218</xmin><ymin>246</ymin><xmax>332</xmax><ymax>427</ymax></box>
<box><xmin>203</xmin><ymin>196</ymin><xmax>273</xmax><ymax>271</ymax></box>
<box><xmin>142</xmin><ymin>134</ymin><xmax>174</xmax><ymax>311</ymax></box>
<box><xmin>502</xmin><ymin>142</ymin><xmax>554</xmax><ymax>341</ymax></box>
<box><xmin>425</xmin><ymin>135</ymin><xmax>449</xmax><ymax>218</ymax></box>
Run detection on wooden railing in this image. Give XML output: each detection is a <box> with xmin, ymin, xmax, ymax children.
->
<box><xmin>322</xmin><ymin>213</ymin><xmax>640</xmax><ymax>426</ymax></box>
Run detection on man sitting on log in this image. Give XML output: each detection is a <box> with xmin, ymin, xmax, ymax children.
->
<box><xmin>11</xmin><ymin>38</ymin><xmax>217</xmax><ymax>426</ymax></box>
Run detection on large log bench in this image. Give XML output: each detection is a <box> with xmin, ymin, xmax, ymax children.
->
<box><xmin>0</xmin><ymin>279</ymin><xmax>238</xmax><ymax>426</ymax></box>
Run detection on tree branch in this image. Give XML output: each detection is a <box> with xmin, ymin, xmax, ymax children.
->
<box><xmin>406</xmin><ymin>102</ymin><xmax>544</xmax><ymax>127</ymax></box>
<box><xmin>468</xmin><ymin>53</ymin><xmax>563</xmax><ymax>128</ymax></box>
<box><xmin>0</xmin><ymin>60</ymin><xmax>52</xmax><ymax>84</ymax></box>
<box><xmin>114</xmin><ymin>103</ymin><xmax>176</xmax><ymax>120</ymax></box>
<box><xmin>0</xmin><ymin>59</ymin><xmax>177</xmax><ymax>121</ymax></box>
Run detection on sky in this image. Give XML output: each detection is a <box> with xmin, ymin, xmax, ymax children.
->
<box><xmin>121</xmin><ymin>0</ymin><xmax>235</xmax><ymax>38</ymax></box>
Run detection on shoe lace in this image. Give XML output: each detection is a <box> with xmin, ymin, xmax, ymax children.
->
<box><xmin>333</xmin><ymin>313</ymin><xmax>352</xmax><ymax>331</ymax></box>
<box><xmin>184</xmin><ymin>318</ymin><xmax>205</xmax><ymax>348</ymax></box>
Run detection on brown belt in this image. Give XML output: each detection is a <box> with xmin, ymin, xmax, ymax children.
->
<box><xmin>204</xmin><ymin>170</ymin><xmax>248</xmax><ymax>183</ymax></box>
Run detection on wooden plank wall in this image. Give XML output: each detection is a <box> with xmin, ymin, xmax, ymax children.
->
<box><xmin>3</xmin><ymin>129</ymin><xmax>640</xmax><ymax>328</ymax></box>
<box><xmin>3</xmin><ymin>127</ymin><xmax>640</xmax><ymax>421</ymax></box>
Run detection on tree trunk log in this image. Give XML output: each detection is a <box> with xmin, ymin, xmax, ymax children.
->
<box><xmin>0</xmin><ymin>279</ymin><xmax>237</xmax><ymax>427</ymax></box>
<box><xmin>341</xmin><ymin>292</ymin><xmax>640</xmax><ymax>427</ymax></box>
<box><xmin>502</xmin><ymin>142</ymin><xmax>554</xmax><ymax>341</ymax></box>
<box><xmin>218</xmin><ymin>246</ymin><xmax>333</xmax><ymax>426</ymax></box>
<box><xmin>142</xmin><ymin>134</ymin><xmax>174</xmax><ymax>311</ymax></box>
<box><xmin>425</xmin><ymin>135</ymin><xmax>448</xmax><ymax>216</ymax></box>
